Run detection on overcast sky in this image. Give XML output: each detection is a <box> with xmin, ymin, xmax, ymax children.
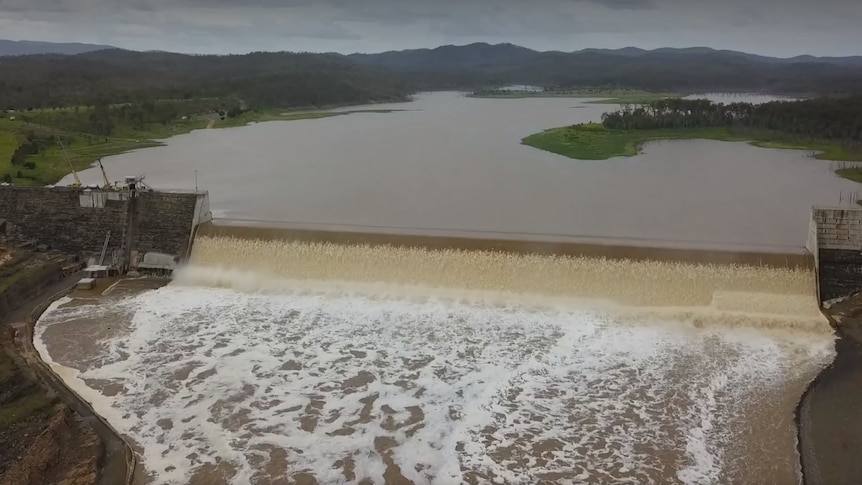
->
<box><xmin>0</xmin><ymin>0</ymin><xmax>859</xmax><ymax>57</ymax></box>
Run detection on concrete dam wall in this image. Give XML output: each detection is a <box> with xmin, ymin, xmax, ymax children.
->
<box><xmin>0</xmin><ymin>186</ymin><xmax>211</xmax><ymax>262</ymax></box>
<box><xmin>812</xmin><ymin>207</ymin><xmax>862</xmax><ymax>302</ymax></box>
<box><xmin>4</xmin><ymin>183</ymin><xmax>862</xmax><ymax>306</ymax></box>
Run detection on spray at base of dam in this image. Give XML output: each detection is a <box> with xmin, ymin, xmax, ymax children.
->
<box><xmin>34</xmin><ymin>229</ymin><xmax>837</xmax><ymax>485</ymax></box>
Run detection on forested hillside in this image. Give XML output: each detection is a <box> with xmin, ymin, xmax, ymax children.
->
<box><xmin>350</xmin><ymin>43</ymin><xmax>862</xmax><ymax>94</ymax></box>
<box><xmin>0</xmin><ymin>50</ymin><xmax>411</xmax><ymax>109</ymax></box>
<box><xmin>3</xmin><ymin>43</ymin><xmax>862</xmax><ymax>111</ymax></box>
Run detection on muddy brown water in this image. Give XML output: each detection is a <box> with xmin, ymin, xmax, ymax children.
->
<box><xmin>34</xmin><ymin>239</ymin><xmax>836</xmax><ymax>485</ymax></box>
<box><xmin>60</xmin><ymin>92</ymin><xmax>860</xmax><ymax>250</ymax></box>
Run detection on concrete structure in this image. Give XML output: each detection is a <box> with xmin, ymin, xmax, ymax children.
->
<box><xmin>812</xmin><ymin>207</ymin><xmax>862</xmax><ymax>302</ymax></box>
<box><xmin>76</xmin><ymin>278</ymin><xmax>96</xmax><ymax>290</ymax></box>
<box><xmin>136</xmin><ymin>252</ymin><xmax>178</xmax><ymax>275</ymax></box>
<box><xmin>0</xmin><ymin>186</ymin><xmax>211</xmax><ymax>268</ymax></box>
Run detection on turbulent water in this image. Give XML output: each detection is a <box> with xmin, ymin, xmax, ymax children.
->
<box><xmin>36</xmin><ymin>237</ymin><xmax>835</xmax><ymax>484</ymax></box>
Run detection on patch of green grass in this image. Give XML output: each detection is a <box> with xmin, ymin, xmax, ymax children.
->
<box><xmin>836</xmin><ymin>168</ymin><xmax>862</xmax><ymax>183</ymax></box>
<box><xmin>212</xmin><ymin>109</ymin><xmax>342</xmax><ymax>128</ymax></box>
<box><xmin>522</xmin><ymin>124</ymin><xmax>862</xmax><ymax>177</ymax></box>
<box><xmin>0</xmin><ymin>393</ymin><xmax>56</xmax><ymax>427</ymax></box>
<box><xmin>213</xmin><ymin>108</ymin><xmax>404</xmax><ymax>128</ymax></box>
<box><xmin>0</xmin><ymin>347</ymin><xmax>55</xmax><ymax>428</ymax></box>
<box><xmin>0</xmin><ymin>131</ymin><xmax>20</xmax><ymax>182</ymax></box>
<box><xmin>9</xmin><ymin>137</ymin><xmax>162</xmax><ymax>186</ymax></box>
<box><xmin>583</xmin><ymin>94</ymin><xmax>677</xmax><ymax>105</ymax></box>
<box><xmin>0</xmin><ymin>107</ymin><xmax>404</xmax><ymax>186</ymax></box>
<box><xmin>0</xmin><ymin>350</ymin><xmax>15</xmax><ymax>383</ymax></box>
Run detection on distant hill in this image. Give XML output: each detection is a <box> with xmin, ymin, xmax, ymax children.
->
<box><xmin>350</xmin><ymin>43</ymin><xmax>862</xmax><ymax>70</ymax></box>
<box><xmin>348</xmin><ymin>43</ymin><xmax>862</xmax><ymax>93</ymax></box>
<box><xmin>1</xmin><ymin>42</ymin><xmax>861</xmax><ymax>109</ymax></box>
<box><xmin>348</xmin><ymin>42</ymin><xmax>542</xmax><ymax>70</ymax></box>
<box><xmin>0</xmin><ymin>39</ymin><xmax>116</xmax><ymax>56</ymax></box>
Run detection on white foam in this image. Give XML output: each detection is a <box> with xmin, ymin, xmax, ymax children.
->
<box><xmin>35</xmin><ymin>285</ymin><xmax>835</xmax><ymax>484</ymax></box>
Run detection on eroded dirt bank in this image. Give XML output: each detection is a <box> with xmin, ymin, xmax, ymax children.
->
<box><xmin>0</xmin><ymin>247</ymin><xmax>120</xmax><ymax>485</ymax></box>
<box><xmin>800</xmin><ymin>295</ymin><xmax>862</xmax><ymax>485</ymax></box>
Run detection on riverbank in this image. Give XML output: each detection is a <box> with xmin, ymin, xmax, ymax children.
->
<box><xmin>522</xmin><ymin>124</ymin><xmax>862</xmax><ymax>179</ymax></box>
<box><xmin>0</xmin><ymin>249</ymin><xmax>107</xmax><ymax>485</ymax></box>
<box><xmin>800</xmin><ymin>293</ymin><xmax>862</xmax><ymax>485</ymax></box>
<box><xmin>0</xmin><ymin>105</ymin><xmax>405</xmax><ymax>187</ymax></box>
<box><xmin>468</xmin><ymin>89</ymin><xmax>674</xmax><ymax>104</ymax></box>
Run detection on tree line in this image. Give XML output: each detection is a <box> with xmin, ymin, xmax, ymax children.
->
<box><xmin>2</xmin><ymin>45</ymin><xmax>862</xmax><ymax>112</ymax></box>
<box><xmin>0</xmin><ymin>50</ymin><xmax>411</xmax><ymax>110</ymax></box>
<box><xmin>600</xmin><ymin>96</ymin><xmax>862</xmax><ymax>142</ymax></box>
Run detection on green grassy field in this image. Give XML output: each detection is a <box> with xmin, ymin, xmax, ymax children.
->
<box><xmin>0</xmin><ymin>108</ymin><xmax>402</xmax><ymax>186</ymax></box>
<box><xmin>522</xmin><ymin>124</ymin><xmax>862</xmax><ymax>180</ymax></box>
<box><xmin>0</xmin><ymin>131</ymin><xmax>19</xmax><ymax>182</ymax></box>
<box><xmin>836</xmin><ymin>168</ymin><xmax>862</xmax><ymax>183</ymax></box>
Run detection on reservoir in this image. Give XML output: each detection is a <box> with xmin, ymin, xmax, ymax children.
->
<box><xmin>61</xmin><ymin>92</ymin><xmax>860</xmax><ymax>250</ymax></box>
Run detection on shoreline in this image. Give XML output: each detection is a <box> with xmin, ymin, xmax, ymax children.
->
<box><xmin>1</xmin><ymin>270</ymin><xmax>137</xmax><ymax>485</ymax></box>
<box><xmin>1</xmin><ymin>97</ymin><xmax>413</xmax><ymax>187</ymax></box>
<box><xmin>798</xmin><ymin>294</ymin><xmax>862</xmax><ymax>485</ymax></box>
<box><xmin>467</xmin><ymin>91</ymin><xmax>675</xmax><ymax>104</ymax></box>
<box><xmin>521</xmin><ymin>124</ymin><xmax>862</xmax><ymax>180</ymax></box>
<box><xmin>24</xmin><ymin>282</ymin><xmax>138</xmax><ymax>485</ymax></box>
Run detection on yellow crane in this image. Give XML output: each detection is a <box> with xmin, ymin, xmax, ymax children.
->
<box><xmin>96</xmin><ymin>158</ymin><xmax>113</xmax><ymax>190</ymax></box>
<box><xmin>55</xmin><ymin>135</ymin><xmax>81</xmax><ymax>188</ymax></box>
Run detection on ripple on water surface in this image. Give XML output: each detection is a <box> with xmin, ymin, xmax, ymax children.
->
<box><xmin>36</xmin><ymin>283</ymin><xmax>834</xmax><ymax>484</ymax></box>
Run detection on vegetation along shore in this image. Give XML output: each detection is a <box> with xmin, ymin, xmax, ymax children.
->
<box><xmin>2</xmin><ymin>43</ymin><xmax>862</xmax><ymax>186</ymax></box>
<box><xmin>0</xmin><ymin>103</ymin><xmax>404</xmax><ymax>187</ymax></box>
<box><xmin>467</xmin><ymin>88</ymin><xmax>677</xmax><ymax>105</ymax></box>
<box><xmin>523</xmin><ymin>96</ymin><xmax>862</xmax><ymax>181</ymax></box>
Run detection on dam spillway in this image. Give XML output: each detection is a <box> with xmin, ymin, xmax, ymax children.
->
<box><xmin>34</xmin><ymin>225</ymin><xmax>837</xmax><ymax>485</ymax></box>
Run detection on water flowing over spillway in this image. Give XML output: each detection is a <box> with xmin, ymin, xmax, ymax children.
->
<box><xmin>36</xmin><ymin>236</ymin><xmax>835</xmax><ymax>484</ymax></box>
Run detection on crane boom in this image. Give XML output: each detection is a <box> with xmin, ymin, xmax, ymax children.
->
<box><xmin>96</xmin><ymin>158</ymin><xmax>111</xmax><ymax>189</ymax></box>
<box><xmin>55</xmin><ymin>135</ymin><xmax>81</xmax><ymax>187</ymax></box>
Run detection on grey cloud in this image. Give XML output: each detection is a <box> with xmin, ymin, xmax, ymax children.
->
<box><xmin>0</xmin><ymin>0</ymin><xmax>860</xmax><ymax>56</ymax></box>
<box><xmin>579</xmin><ymin>0</ymin><xmax>655</xmax><ymax>10</ymax></box>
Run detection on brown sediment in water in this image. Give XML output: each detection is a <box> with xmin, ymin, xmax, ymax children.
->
<box><xmin>37</xmin><ymin>232</ymin><xmax>834</xmax><ymax>485</ymax></box>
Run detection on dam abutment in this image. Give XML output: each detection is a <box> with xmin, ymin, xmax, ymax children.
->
<box><xmin>811</xmin><ymin>207</ymin><xmax>862</xmax><ymax>303</ymax></box>
<box><xmin>0</xmin><ymin>186</ymin><xmax>211</xmax><ymax>269</ymax></box>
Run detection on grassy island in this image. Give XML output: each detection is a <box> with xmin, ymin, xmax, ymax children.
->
<box><xmin>522</xmin><ymin>96</ymin><xmax>862</xmax><ymax>182</ymax></box>
<box><xmin>523</xmin><ymin>124</ymin><xmax>862</xmax><ymax>162</ymax></box>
